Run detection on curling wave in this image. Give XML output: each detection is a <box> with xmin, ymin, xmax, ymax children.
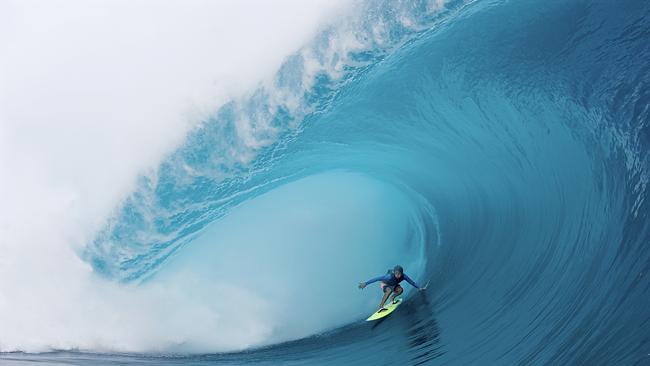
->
<box><xmin>2</xmin><ymin>0</ymin><xmax>649</xmax><ymax>364</ymax></box>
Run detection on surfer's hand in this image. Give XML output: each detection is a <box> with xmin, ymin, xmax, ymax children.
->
<box><xmin>358</xmin><ymin>282</ymin><xmax>366</xmax><ymax>289</ymax></box>
<box><xmin>417</xmin><ymin>281</ymin><xmax>430</xmax><ymax>291</ymax></box>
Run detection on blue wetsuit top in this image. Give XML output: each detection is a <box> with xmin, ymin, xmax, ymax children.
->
<box><xmin>365</xmin><ymin>271</ymin><xmax>420</xmax><ymax>289</ymax></box>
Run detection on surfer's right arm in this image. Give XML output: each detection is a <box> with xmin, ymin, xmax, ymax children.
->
<box><xmin>358</xmin><ymin>274</ymin><xmax>390</xmax><ymax>289</ymax></box>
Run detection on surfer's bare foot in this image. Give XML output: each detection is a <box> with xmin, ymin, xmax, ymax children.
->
<box><xmin>378</xmin><ymin>308</ymin><xmax>388</xmax><ymax>313</ymax></box>
<box><xmin>392</xmin><ymin>299</ymin><xmax>399</xmax><ymax>304</ymax></box>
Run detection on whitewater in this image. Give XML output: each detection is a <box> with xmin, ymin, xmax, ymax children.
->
<box><xmin>1</xmin><ymin>0</ymin><xmax>649</xmax><ymax>365</ymax></box>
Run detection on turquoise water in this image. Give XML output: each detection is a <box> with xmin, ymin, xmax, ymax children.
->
<box><xmin>4</xmin><ymin>0</ymin><xmax>650</xmax><ymax>364</ymax></box>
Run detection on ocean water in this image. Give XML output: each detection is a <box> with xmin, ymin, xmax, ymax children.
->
<box><xmin>2</xmin><ymin>0</ymin><xmax>649</xmax><ymax>365</ymax></box>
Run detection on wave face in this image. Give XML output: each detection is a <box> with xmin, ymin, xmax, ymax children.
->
<box><xmin>3</xmin><ymin>0</ymin><xmax>650</xmax><ymax>364</ymax></box>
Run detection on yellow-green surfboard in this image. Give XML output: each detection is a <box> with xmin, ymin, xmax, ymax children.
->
<box><xmin>366</xmin><ymin>298</ymin><xmax>403</xmax><ymax>321</ymax></box>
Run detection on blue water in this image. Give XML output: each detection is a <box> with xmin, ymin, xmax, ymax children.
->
<box><xmin>4</xmin><ymin>0</ymin><xmax>650</xmax><ymax>364</ymax></box>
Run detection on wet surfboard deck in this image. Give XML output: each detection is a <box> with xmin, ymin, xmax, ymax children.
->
<box><xmin>366</xmin><ymin>297</ymin><xmax>403</xmax><ymax>321</ymax></box>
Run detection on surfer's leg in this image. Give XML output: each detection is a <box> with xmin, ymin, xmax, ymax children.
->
<box><xmin>390</xmin><ymin>285</ymin><xmax>403</xmax><ymax>303</ymax></box>
<box><xmin>379</xmin><ymin>284</ymin><xmax>392</xmax><ymax>310</ymax></box>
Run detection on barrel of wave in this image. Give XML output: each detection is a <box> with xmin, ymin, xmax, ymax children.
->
<box><xmin>145</xmin><ymin>171</ymin><xmax>426</xmax><ymax>352</ymax></box>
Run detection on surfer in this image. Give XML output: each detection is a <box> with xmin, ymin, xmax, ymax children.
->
<box><xmin>358</xmin><ymin>265</ymin><xmax>426</xmax><ymax>312</ymax></box>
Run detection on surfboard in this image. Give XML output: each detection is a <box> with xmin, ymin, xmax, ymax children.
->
<box><xmin>366</xmin><ymin>297</ymin><xmax>403</xmax><ymax>321</ymax></box>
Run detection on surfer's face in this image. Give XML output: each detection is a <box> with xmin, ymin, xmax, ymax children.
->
<box><xmin>395</xmin><ymin>271</ymin><xmax>402</xmax><ymax>279</ymax></box>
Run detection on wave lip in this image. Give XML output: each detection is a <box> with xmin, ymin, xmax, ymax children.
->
<box><xmin>85</xmin><ymin>0</ymin><xmax>458</xmax><ymax>283</ymax></box>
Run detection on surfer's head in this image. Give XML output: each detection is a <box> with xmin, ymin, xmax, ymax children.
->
<box><xmin>393</xmin><ymin>265</ymin><xmax>403</xmax><ymax>278</ymax></box>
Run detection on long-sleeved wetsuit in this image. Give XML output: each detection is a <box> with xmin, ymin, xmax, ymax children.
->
<box><xmin>365</xmin><ymin>272</ymin><xmax>420</xmax><ymax>289</ymax></box>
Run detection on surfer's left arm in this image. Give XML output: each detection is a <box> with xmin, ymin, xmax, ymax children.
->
<box><xmin>404</xmin><ymin>274</ymin><xmax>424</xmax><ymax>290</ymax></box>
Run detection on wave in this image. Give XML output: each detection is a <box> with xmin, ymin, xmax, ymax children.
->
<box><xmin>2</xmin><ymin>0</ymin><xmax>649</xmax><ymax>364</ymax></box>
